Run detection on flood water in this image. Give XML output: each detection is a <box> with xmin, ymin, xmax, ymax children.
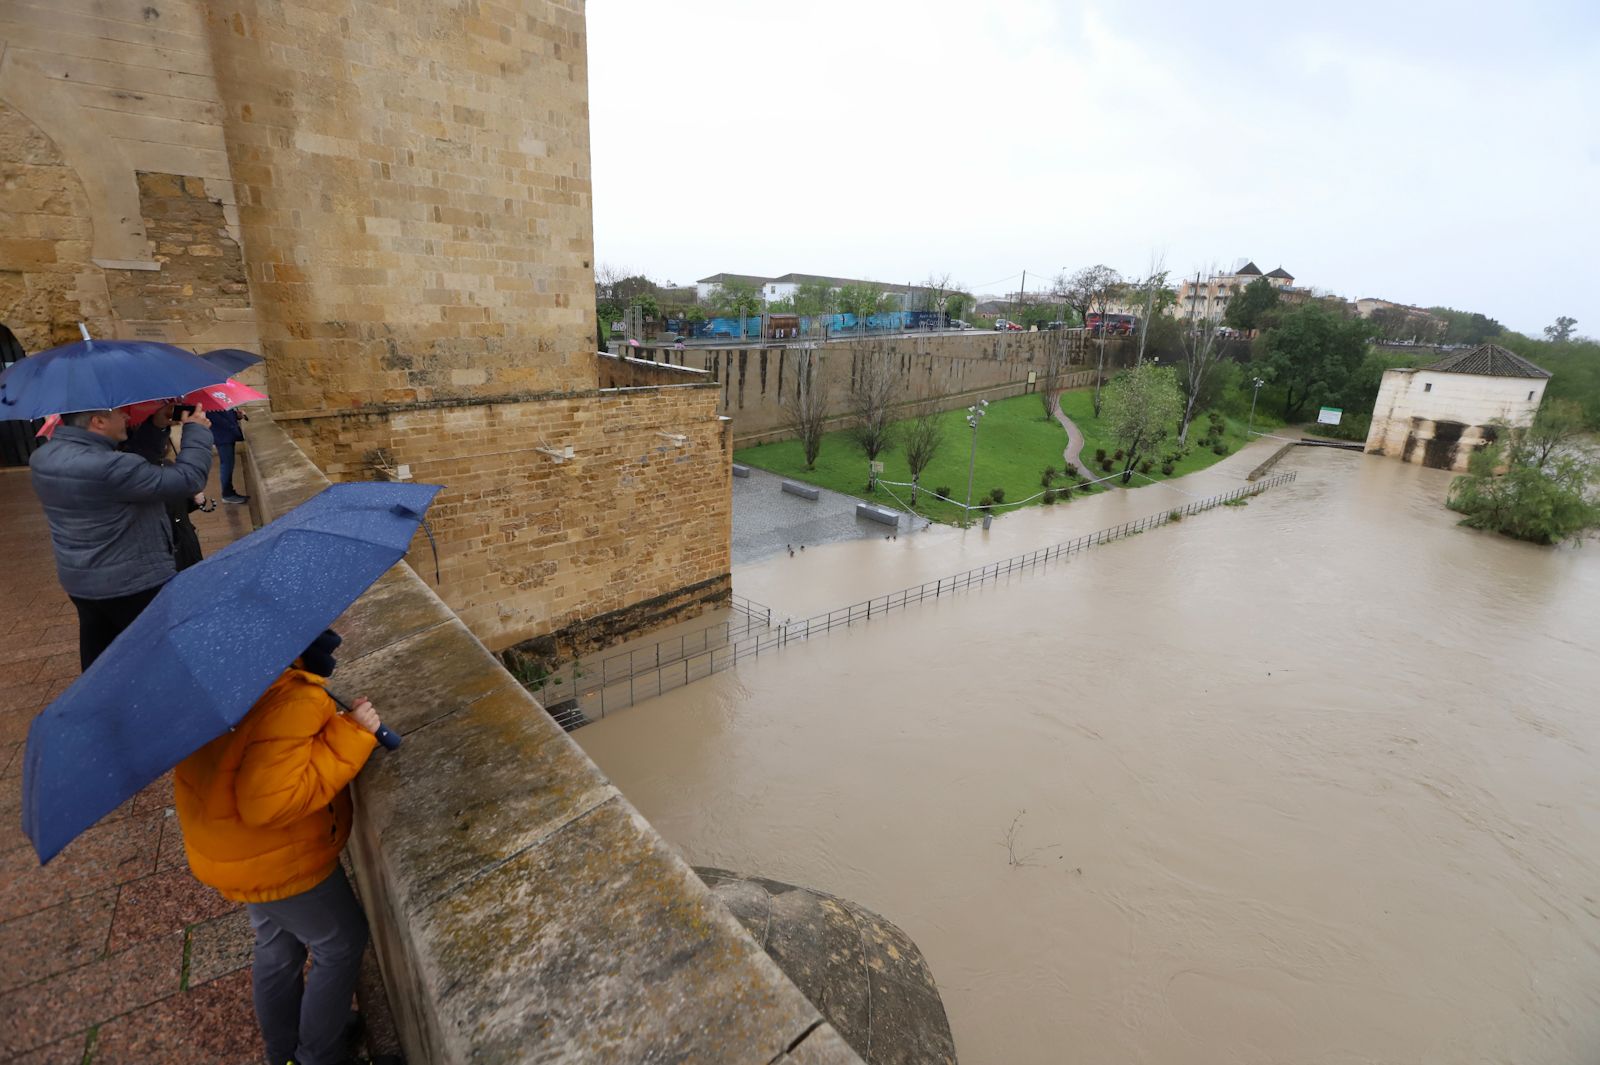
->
<box><xmin>577</xmin><ymin>444</ymin><xmax>1600</xmax><ymax>1064</ymax></box>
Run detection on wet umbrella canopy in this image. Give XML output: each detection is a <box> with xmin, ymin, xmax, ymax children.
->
<box><xmin>0</xmin><ymin>338</ymin><xmax>233</xmax><ymax>420</ymax></box>
<box><xmin>20</xmin><ymin>481</ymin><xmax>442</xmax><ymax>863</ymax></box>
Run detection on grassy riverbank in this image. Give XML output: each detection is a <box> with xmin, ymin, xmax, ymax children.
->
<box><xmin>736</xmin><ymin>388</ymin><xmax>1256</xmax><ymax>524</ymax></box>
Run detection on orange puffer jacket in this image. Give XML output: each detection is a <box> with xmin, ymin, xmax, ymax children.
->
<box><xmin>174</xmin><ymin>667</ymin><xmax>378</xmax><ymax>903</ymax></box>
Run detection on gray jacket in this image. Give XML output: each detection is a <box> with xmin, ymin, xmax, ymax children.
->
<box><xmin>30</xmin><ymin>423</ymin><xmax>214</xmax><ymax>600</ymax></box>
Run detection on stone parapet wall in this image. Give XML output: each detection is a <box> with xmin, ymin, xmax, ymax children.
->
<box><xmin>275</xmin><ymin>381</ymin><xmax>732</xmax><ymax>653</ymax></box>
<box><xmin>642</xmin><ymin>331</ymin><xmax>1127</xmax><ymax>444</ymax></box>
<box><xmin>241</xmin><ymin>414</ymin><xmax>860</xmax><ymax>1064</ymax></box>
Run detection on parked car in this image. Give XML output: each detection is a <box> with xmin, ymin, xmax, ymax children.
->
<box><xmin>950</xmin><ymin>319</ymin><xmax>974</xmax><ymax>330</ymax></box>
<box><xmin>993</xmin><ymin>319</ymin><xmax>1023</xmax><ymax>331</ymax></box>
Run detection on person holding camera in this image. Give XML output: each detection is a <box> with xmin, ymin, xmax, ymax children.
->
<box><xmin>174</xmin><ymin>630</ymin><xmax>383</xmax><ymax>1065</ymax></box>
<box><xmin>121</xmin><ymin>402</ymin><xmax>210</xmax><ymax>571</ymax></box>
<box><xmin>30</xmin><ymin>405</ymin><xmax>213</xmax><ymax>669</ymax></box>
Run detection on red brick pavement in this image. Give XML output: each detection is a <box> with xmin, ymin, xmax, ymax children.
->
<box><xmin>0</xmin><ymin>465</ymin><xmax>263</xmax><ymax>1064</ymax></box>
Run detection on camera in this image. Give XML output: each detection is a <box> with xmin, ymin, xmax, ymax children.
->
<box><xmin>171</xmin><ymin>403</ymin><xmax>197</xmax><ymax>419</ymax></box>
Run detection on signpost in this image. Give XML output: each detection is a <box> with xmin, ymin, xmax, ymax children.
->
<box><xmin>1317</xmin><ymin>406</ymin><xmax>1343</xmax><ymax>426</ymax></box>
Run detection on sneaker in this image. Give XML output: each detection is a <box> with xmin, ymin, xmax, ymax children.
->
<box><xmin>222</xmin><ymin>493</ymin><xmax>250</xmax><ymax>504</ymax></box>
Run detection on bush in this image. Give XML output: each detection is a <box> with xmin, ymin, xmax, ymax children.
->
<box><xmin>1078</xmin><ymin>479</ymin><xmax>1094</xmax><ymax>492</ymax></box>
<box><xmin>1113</xmin><ymin>449</ymin><xmax>1125</xmax><ymax>461</ymax></box>
<box><xmin>1041</xmin><ymin>489</ymin><xmax>1057</xmax><ymax>505</ymax></box>
<box><xmin>1169</xmin><ymin>508</ymin><xmax>1183</xmax><ymax>522</ymax></box>
<box><xmin>1139</xmin><ymin>460</ymin><xmax>1154</xmax><ymax>474</ymax></box>
<box><xmin>934</xmin><ymin>486</ymin><xmax>952</xmax><ymax>500</ymax></box>
<box><xmin>1040</xmin><ymin>466</ymin><xmax>1057</xmax><ymax>488</ymax></box>
<box><xmin>990</xmin><ymin>487</ymin><xmax>1006</xmax><ymax>503</ymax></box>
<box><xmin>1207</xmin><ymin>411</ymin><xmax>1224</xmax><ymax>427</ymax></box>
<box><xmin>1161</xmin><ymin>462</ymin><xmax>1175</xmax><ymax>476</ymax></box>
<box><xmin>1064</xmin><ymin>463</ymin><xmax>1079</xmax><ymax>478</ymax></box>
<box><xmin>1100</xmin><ymin>459</ymin><xmax>1114</xmax><ymax>473</ymax></box>
<box><xmin>1212</xmin><ymin>442</ymin><xmax>1229</xmax><ymax>456</ymax></box>
<box><xmin>977</xmin><ymin>493</ymin><xmax>995</xmax><ymax>508</ymax></box>
<box><xmin>1094</xmin><ymin>448</ymin><xmax>1107</xmax><ymax>462</ymax></box>
<box><xmin>1057</xmin><ymin>485</ymin><xmax>1071</xmax><ymax>500</ymax></box>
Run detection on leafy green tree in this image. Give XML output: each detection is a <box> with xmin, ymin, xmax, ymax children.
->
<box><xmin>836</xmin><ymin>282</ymin><xmax>889</xmax><ymax>320</ymax></box>
<box><xmin>793</xmin><ymin>281</ymin><xmax>838</xmax><ymax>316</ymax></box>
<box><xmin>1254</xmin><ymin>303</ymin><xmax>1374</xmax><ymax>420</ymax></box>
<box><xmin>902</xmin><ymin>404</ymin><xmax>945</xmax><ymax>504</ymax></box>
<box><xmin>1223</xmin><ymin>277</ymin><xmax>1281</xmax><ymax>332</ymax></box>
<box><xmin>1103</xmin><ymin>363</ymin><xmax>1182</xmax><ymax>484</ymax></box>
<box><xmin>710</xmin><ymin>280</ymin><xmax>763</xmax><ymax>338</ymax></box>
<box><xmin>1544</xmin><ymin>316</ymin><xmax>1578</xmax><ymax>343</ymax></box>
<box><xmin>1447</xmin><ymin>423</ymin><xmax>1600</xmax><ymax>544</ymax></box>
<box><xmin>613</xmin><ymin>275</ymin><xmax>658</xmax><ymax>302</ymax></box>
<box><xmin>945</xmin><ymin>292</ymin><xmax>974</xmax><ymax>322</ymax></box>
<box><xmin>1429</xmin><ymin>307</ymin><xmax>1505</xmax><ymax>345</ymax></box>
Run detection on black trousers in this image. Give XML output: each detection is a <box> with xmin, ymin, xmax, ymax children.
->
<box><xmin>69</xmin><ymin>584</ymin><xmax>163</xmax><ymax>671</ymax></box>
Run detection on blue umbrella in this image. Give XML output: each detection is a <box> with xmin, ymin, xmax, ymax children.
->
<box><xmin>0</xmin><ymin>338</ymin><xmax>232</xmax><ymax>420</ymax></box>
<box><xmin>200</xmin><ymin>348</ymin><xmax>265</xmax><ymax>375</ymax></box>
<box><xmin>20</xmin><ymin>480</ymin><xmax>442</xmax><ymax>864</ymax></box>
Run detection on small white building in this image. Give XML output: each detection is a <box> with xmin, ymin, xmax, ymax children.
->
<box><xmin>1364</xmin><ymin>343</ymin><xmax>1551</xmax><ymax>471</ymax></box>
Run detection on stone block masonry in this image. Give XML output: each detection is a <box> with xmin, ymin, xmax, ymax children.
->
<box><xmin>276</xmin><ymin>381</ymin><xmax>732</xmax><ymax>654</ymax></box>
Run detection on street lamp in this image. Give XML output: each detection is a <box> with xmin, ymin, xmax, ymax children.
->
<box><xmin>963</xmin><ymin>400</ymin><xmax>988</xmax><ymax>526</ymax></box>
<box><xmin>1248</xmin><ymin>377</ymin><xmax>1265</xmax><ymax>437</ymax></box>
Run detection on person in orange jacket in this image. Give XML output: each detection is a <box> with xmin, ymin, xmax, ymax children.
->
<box><xmin>175</xmin><ymin>630</ymin><xmax>384</xmax><ymax>1065</ymax></box>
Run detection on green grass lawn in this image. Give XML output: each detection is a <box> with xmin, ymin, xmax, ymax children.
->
<box><xmin>1055</xmin><ymin>390</ymin><xmax>1254</xmax><ymax>481</ymax></box>
<box><xmin>736</xmin><ymin>388</ymin><xmax>1253</xmax><ymax>524</ymax></box>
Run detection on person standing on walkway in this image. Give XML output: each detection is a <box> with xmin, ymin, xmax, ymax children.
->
<box><xmin>174</xmin><ymin>630</ymin><xmax>382</xmax><ymax>1065</ymax></box>
<box><xmin>29</xmin><ymin>406</ymin><xmax>213</xmax><ymax>669</ymax></box>
<box><xmin>210</xmin><ymin>406</ymin><xmax>249</xmax><ymax>504</ymax></box>
<box><xmin>122</xmin><ymin>403</ymin><xmax>211</xmax><ymax>571</ymax></box>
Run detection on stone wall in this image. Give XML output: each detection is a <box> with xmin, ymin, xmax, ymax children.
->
<box><xmin>204</xmin><ymin>0</ymin><xmax>596</xmax><ymax>413</ymax></box>
<box><xmin>1365</xmin><ymin>367</ymin><xmax>1548</xmax><ymax>471</ymax></box>
<box><xmin>242</xmin><ymin>416</ymin><xmax>860</xmax><ymax>1064</ymax></box>
<box><xmin>275</xmin><ymin>382</ymin><xmax>732</xmax><ymax>653</ymax></box>
<box><xmin>641</xmin><ymin>331</ymin><xmax>1128</xmax><ymax>445</ymax></box>
<box><xmin>0</xmin><ymin>2</ymin><xmax>263</xmax><ymax>357</ymax></box>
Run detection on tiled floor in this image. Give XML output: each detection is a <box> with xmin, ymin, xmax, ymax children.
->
<box><xmin>0</xmin><ymin>465</ymin><xmax>263</xmax><ymax>1064</ymax></box>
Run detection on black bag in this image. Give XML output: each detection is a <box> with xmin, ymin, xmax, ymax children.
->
<box><xmin>169</xmin><ymin>501</ymin><xmax>204</xmax><ymax>571</ymax></box>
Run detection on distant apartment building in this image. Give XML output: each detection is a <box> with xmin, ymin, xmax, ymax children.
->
<box><xmin>696</xmin><ymin>272</ymin><xmax>931</xmax><ymax>309</ymax></box>
<box><xmin>1174</xmin><ymin>260</ymin><xmax>1297</xmax><ymax>321</ymax></box>
<box><xmin>1355</xmin><ymin>297</ymin><xmax>1445</xmax><ymax>340</ymax></box>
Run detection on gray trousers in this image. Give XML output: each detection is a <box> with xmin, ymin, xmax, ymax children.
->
<box><xmin>246</xmin><ymin>867</ymin><xmax>369</xmax><ymax>1065</ymax></box>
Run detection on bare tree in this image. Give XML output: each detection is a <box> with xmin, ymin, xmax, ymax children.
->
<box><xmin>1175</xmin><ymin>270</ymin><xmax>1228</xmax><ymax>444</ymax></box>
<box><xmin>918</xmin><ymin>272</ymin><xmax>954</xmax><ymax>314</ymax></box>
<box><xmin>1038</xmin><ymin>330</ymin><xmax>1070</xmax><ymax>421</ymax></box>
<box><xmin>595</xmin><ymin>262</ymin><xmax>629</xmax><ymax>301</ymax></box>
<box><xmin>902</xmin><ymin>403</ymin><xmax>946</xmax><ymax>505</ymax></box>
<box><xmin>787</xmin><ymin>355</ymin><xmax>829</xmax><ymax>470</ymax></box>
<box><xmin>1127</xmin><ymin>254</ymin><xmax>1172</xmax><ymax>364</ymax></box>
<box><xmin>849</xmin><ymin>347</ymin><xmax>900</xmax><ymax>487</ymax></box>
<box><xmin>1061</xmin><ymin>265</ymin><xmax>1123</xmax><ymax>415</ymax></box>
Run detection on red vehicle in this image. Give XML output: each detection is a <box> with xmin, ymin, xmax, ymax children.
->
<box><xmin>993</xmin><ymin>318</ymin><xmax>1024</xmax><ymax>331</ymax></box>
<box><xmin>1085</xmin><ymin>313</ymin><xmax>1137</xmax><ymax>336</ymax></box>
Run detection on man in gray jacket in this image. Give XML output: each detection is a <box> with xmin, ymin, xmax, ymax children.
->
<box><xmin>30</xmin><ymin>406</ymin><xmax>214</xmax><ymax>670</ymax></box>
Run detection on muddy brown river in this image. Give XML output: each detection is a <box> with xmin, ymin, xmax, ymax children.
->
<box><xmin>578</xmin><ymin>444</ymin><xmax>1600</xmax><ymax>1064</ymax></box>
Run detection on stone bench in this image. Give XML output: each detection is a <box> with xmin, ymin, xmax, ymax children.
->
<box><xmin>855</xmin><ymin>502</ymin><xmax>900</xmax><ymax>526</ymax></box>
<box><xmin>781</xmin><ymin>480</ymin><xmax>821</xmax><ymax>501</ymax></box>
<box><xmin>732</xmin><ymin>463</ymin><xmax>751</xmax><ymax>478</ymax></box>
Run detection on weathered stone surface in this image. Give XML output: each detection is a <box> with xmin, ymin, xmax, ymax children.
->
<box><xmin>352</xmin><ymin>682</ymin><xmax>610</xmax><ymax>910</ymax></box>
<box><xmin>780</xmin><ymin>1024</ymin><xmax>868</xmax><ymax>1064</ymax></box>
<box><xmin>697</xmin><ymin>869</ymin><xmax>957</xmax><ymax>1065</ymax></box>
<box><xmin>417</xmin><ymin>801</ymin><xmax>826</xmax><ymax>1063</ymax></box>
<box><xmin>334</xmin><ymin>567</ymin><xmax>456</xmax><ymax>660</ymax></box>
<box><xmin>332</xmin><ymin>620</ymin><xmax>507</xmax><ymax>735</ymax></box>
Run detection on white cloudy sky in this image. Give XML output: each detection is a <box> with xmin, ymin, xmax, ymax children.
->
<box><xmin>588</xmin><ymin>1</ymin><xmax>1599</xmax><ymax>335</ymax></box>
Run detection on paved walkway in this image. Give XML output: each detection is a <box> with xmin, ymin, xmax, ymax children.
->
<box><xmin>1050</xmin><ymin>390</ymin><xmax>1092</xmax><ymax>475</ymax></box>
<box><xmin>0</xmin><ymin>465</ymin><xmax>264</xmax><ymax>1064</ymax></box>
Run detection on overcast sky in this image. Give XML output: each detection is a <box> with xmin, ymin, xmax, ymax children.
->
<box><xmin>588</xmin><ymin>1</ymin><xmax>1598</xmax><ymax>335</ymax></box>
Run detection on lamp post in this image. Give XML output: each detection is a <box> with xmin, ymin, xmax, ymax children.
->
<box><xmin>1248</xmin><ymin>377</ymin><xmax>1265</xmax><ymax>437</ymax></box>
<box><xmin>963</xmin><ymin>400</ymin><xmax>988</xmax><ymax>526</ymax></box>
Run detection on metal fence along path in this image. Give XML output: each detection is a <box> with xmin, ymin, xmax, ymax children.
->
<box><xmin>546</xmin><ymin>471</ymin><xmax>1298</xmax><ymax>728</ymax></box>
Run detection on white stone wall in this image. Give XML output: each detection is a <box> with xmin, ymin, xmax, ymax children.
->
<box><xmin>1365</xmin><ymin>368</ymin><xmax>1548</xmax><ymax>470</ymax></box>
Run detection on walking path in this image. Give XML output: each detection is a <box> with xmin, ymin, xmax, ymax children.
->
<box><xmin>1051</xmin><ymin>390</ymin><xmax>1092</xmax><ymax>474</ymax></box>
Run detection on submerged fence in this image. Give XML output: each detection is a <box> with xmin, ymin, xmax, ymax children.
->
<box><xmin>544</xmin><ymin>470</ymin><xmax>1298</xmax><ymax>728</ymax></box>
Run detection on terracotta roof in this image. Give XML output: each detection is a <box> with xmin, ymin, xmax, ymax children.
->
<box><xmin>1425</xmin><ymin>343</ymin><xmax>1551</xmax><ymax>379</ymax></box>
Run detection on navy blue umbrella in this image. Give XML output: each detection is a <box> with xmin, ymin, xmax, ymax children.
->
<box><xmin>20</xmin><ymin>480</ymin><xmax>442</xmax><ymax>864</ymax></box>
<box><xmin>0</xmin><ymin>337</ymin><xmax>232</xmax><ymax>420</ymax></box>
<box><xmin>200</xmin><ymin>348</ymin><xmax>265</xmax><ymax>375</ymax></box>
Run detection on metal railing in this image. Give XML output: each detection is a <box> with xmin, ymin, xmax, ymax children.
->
<box><xmin>549</xmin><ymin>471</ymin><xmax>1298</xmax><ymax>727</ymax></box>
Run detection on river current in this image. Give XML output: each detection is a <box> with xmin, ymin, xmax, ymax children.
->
<box><xmin>578</xmin><ymin>444</ymin><xmax>1600</xmax><ymax>1064</ymax></box>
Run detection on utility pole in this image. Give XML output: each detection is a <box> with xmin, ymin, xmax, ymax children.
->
<box><xmin>1248</xmin><ymin>377</ymin><xmax>1265</xmax><ymax>436</ymax></box>
<box><xmin>963</xmin><ymin>400</ymin><xmax>988</xmax><ymax>526</ymax></box>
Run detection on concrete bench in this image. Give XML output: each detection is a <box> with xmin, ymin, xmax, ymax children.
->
<box><xmin>781</xmin><ymin>480</ymin><xmax>820</xmax><ymax>501</ymax></box>
<box><xmin>855</xmin><ymin>502</ymin><xmax>900</xmax><ymax>526</ymax></box>
<box><xmin>732</xmin><ymin>463</ymin><xmax>751</xmax><ymax>478</ymax></box>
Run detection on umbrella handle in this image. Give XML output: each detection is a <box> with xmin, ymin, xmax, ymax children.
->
<box><xmin>374</xmin><ymin>724</ymin><xmax>402</xmax><ymax>750</ymax></box>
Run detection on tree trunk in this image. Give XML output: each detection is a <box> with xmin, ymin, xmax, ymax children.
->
<box><xmin>1178</xmin><ymin>390</ymin><xmax>1199</xmax><ymax>445</ymax></box>
<box><xmin>1092</xmin><ymin>338</ymin><xmax>1107</xmax><ymax>416</ymax></box>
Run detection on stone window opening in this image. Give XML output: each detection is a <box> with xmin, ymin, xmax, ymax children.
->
<box><xmin>1424</xmin><ymin>382</ymin><xmax>1432</xmax><ymax>392</ymax></box>
<box><xmin>1528</xmin><ymin>390</ymin><xmax>1535</xmax><ymax>401</ymax></box>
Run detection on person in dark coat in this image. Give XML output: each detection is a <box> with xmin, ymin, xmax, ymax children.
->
<box><xmin>122</xmin><ymin>405</ymin><xmax>209</xmax><ymax>572</ymax></box>
<box><xmin>210</xmin><ymin>407</ymin><xmax>249</xmax><ymax>504</ymax></box>
<box><xmin>30</xmin><ymin>407</ymin><xmax>212</xmax><ymax>669</ymax></box>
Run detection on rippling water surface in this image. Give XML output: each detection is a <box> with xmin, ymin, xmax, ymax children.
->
<box><xmin>578</xmin><ymin>446</ymin><xmax>1600</xmax><ymax>1064</ymax></box>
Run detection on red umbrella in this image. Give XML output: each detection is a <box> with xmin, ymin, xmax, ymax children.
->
<box><xmin>37</xmin><ymin>379</ymin><xmax>266</xmax><ymax>437</ymax></box>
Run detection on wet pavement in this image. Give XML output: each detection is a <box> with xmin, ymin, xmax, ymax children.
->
<box><xmin>732</xmin><ymin>466</ymin><xmax>931</xmax><ymax>566</ymax></box>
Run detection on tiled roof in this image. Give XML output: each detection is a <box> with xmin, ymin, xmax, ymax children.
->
<box><xmin>1266</xmin><ymin>266</ymin><xmax>1294</xmax><ymax>279</ymax></box>
<box><xmin>696</xmin><ymin>272</ymin><xmax>773</xmax><ymax>286</ymax></box>
<box><xmin>1425</xmin><ymin>343</ymin><xmax>1551</xmax><ymax>379</ymax></box>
